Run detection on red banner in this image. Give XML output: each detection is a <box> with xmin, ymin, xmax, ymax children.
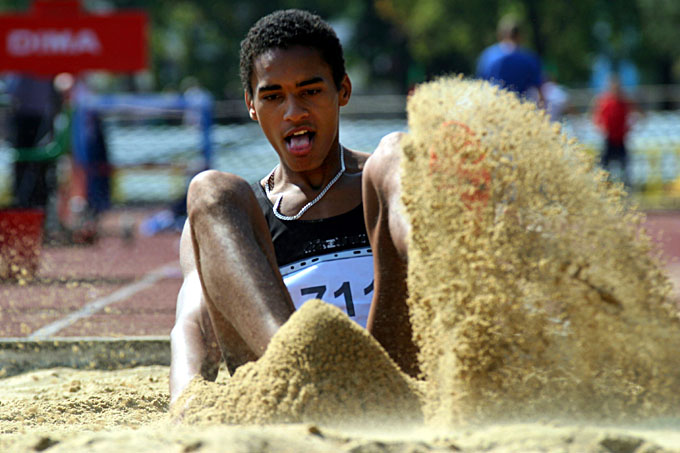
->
<box><xmin>0</xmin><ymin>0</ymin><xmax>148</xmax><ymax>75</ymax></box>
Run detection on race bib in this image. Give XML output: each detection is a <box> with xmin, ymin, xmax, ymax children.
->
<box><xmin>281</xmin><ymin>247</ymin><xmax>374</xmax><ymax>328</ymax></box>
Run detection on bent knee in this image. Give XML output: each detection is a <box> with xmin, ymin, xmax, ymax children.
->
<box><xmin>187</xmin><ymin>170</ymin><xmax>254</xmax><ymax>219</ymax></box>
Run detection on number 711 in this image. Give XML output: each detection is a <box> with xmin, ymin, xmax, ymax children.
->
<box><xmin>300</xmin><ymin>280</ymin><xmax>374</xmax><ymax>316</ymax></box>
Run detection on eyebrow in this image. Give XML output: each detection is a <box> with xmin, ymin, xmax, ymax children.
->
<box><xmin>258</xmin><ymin>77</ymin><xmax>324</xmax><ymax>93</ymax></box>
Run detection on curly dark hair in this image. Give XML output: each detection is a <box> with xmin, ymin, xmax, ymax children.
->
<box><xmin>239</xmin><ymin>9</ymin><xmax>346</xmax><ymax>96</ymax></box>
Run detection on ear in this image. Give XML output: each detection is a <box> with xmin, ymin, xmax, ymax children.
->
<box><xmin>338</xmin><ymin>74</ymin><xmax>351</xmax><ymax>107</ymax></box>
<box><xmin>244</xmin><ymin>90</ymin><xmax>258</xmax><ymax>121</ymax></box>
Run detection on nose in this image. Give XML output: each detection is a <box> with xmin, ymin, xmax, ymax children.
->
<box><xmin>283</xmin><ymin>94</ymin><xmax>308</xmax><ymax>122</ymax></box>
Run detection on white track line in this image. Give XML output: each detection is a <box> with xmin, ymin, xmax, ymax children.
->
<box><xmin>28</xmin><ymin>262</ymin><xmax>180</xmax><ymax>339</ymax></box>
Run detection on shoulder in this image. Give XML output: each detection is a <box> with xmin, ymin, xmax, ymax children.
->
<box><xmin>367</xmin><ymin>132</ymin><xmax>405</xmax><ymax>169</ymax></box>
<box><xmin>344</xmin><ymin>147</ymin><xmax>371</xmax><ymax>174</ymax></box>
<box><xmin>596</xmin><ymin>94</ymin><xmax>613</xmax><ymax>107</ymax></box>
<box><xmin>477</xmin><ymin>44</ymin><xmax>503</xmax><ymax>75</ymax></box>
<box><xmin>364</xmin><ymin>132</ymin><xmax>405</xmax><ymax>189</ymax></box>
<box><xmin>480</xmin><ymin>43</ymin><xmax>503</xmax><ymax>60</ymax></box>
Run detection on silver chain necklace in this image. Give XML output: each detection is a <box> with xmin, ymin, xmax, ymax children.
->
<box><xmin>265</xmin><ymin>145</ymin><xmax>345</xmax><ymax>221</ymax></box>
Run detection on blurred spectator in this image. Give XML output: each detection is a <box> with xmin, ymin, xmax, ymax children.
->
<box><xmin>593</xmin><ymin>74</ymin><xmax>636</xmax><ymax>186</ymax></box>
<box><xmin>6</xmin><ymin>74</ymin><xmax>61</xmax><ymax>208</ymax></box>
<box><xmin>541</xmin><ymin>73</ymin><xmax>570</xmax><ymax>122</ymax></box>
<box><xmin>180</xmin><ymin>76</ymin><xmax>211</xmax><ymax>129</ymax></box>
<box><xmin>82</xmin><ymin>109</ymin><xmax>110</xmax><ymax>216</ymax></box>
<box><xmin>476</xmin><ymin>15</ymin><xmax>544</xmax><ymax>103</ymax></box>
<box><xmin>41</xmin><ymin>74</ymin><xmax>111</xmax><ymax>244</ymax></box>
<box><xmin>71</xmin><ymin>78</ymin><xmax>111</xmax><ymax>217</ymax></box>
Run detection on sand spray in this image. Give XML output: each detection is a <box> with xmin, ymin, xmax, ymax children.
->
<box><xmin>403</xmin><ymin>76</ymin><xmax>680</xmax><ymax>425</ymax></box>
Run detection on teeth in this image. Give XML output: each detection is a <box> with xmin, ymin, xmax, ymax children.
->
<box><xmin>292</xmin><ymin>130</ymin><xmax>307</xmax><ymax>136</ymax></box>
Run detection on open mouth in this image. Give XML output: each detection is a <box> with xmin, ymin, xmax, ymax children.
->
<box><xmin>284</xmin><ymin>129</ymin><xmax>315</xmax><ymax>153</ymax></box>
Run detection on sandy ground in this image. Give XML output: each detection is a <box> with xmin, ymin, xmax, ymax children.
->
<box><xmin>0</xmin><ymin>365</ymin><xmax>678</xmax><ymax>453</ymax></box>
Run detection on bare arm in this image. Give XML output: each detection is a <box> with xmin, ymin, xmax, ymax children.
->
<box><xmin>363</xmin><ymin>132</ymin><xmax>420</xmax><ymax>376</ymax></box>
<box><xmin>169</xmin><ymin>221</ymin><xmax>221</xmax><ymax>404</ymax></box>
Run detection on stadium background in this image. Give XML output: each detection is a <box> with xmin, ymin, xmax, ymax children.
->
<box><xmin>2</xmin><ymin>88</ymin><xmax>679</xmax><ymax>209</ymax></box>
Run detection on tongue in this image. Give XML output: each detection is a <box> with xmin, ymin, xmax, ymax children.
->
<box><xmin>288</xmin><ymin>134</ymin><xmax>311</xmax><ymax>150</ymax></box>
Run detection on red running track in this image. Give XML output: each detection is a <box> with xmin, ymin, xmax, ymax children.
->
<box><xmin>0</xmin><ymin>209</ymin><xmax>181</xmax><ymax>338</ymax></box>
<box><xmin>0</xmin><ymin>210</ymin><xmax>678</xmax><ymax>340</ymax></box>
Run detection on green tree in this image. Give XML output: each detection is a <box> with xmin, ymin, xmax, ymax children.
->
<box><xmin>636</xmin><ymin>0</ymin><xmax>680</xmax><ymax>86</ymax></box>
<box><xmin>374</xmin><ymin>0</ymin><xmax>601</xmax><ymax>86</ymax></box>
<box><xmin>373</xmin><ymin>0</ymin><xmax>680</xmax><ymax>89</ymax></box>
<box><xmin>375</xmin><ymin>0</ymin><xmax>498</xmax><ymax>79</ymax></box>
<box><xmin>4</xmin><ymin>0</ymin><xmax>678</xmax><ymax>97</ymax></box>
<box><xmin>107</xmin><ymin>0</ymin><xmax>376</xmax><ymax>97</ymax></box>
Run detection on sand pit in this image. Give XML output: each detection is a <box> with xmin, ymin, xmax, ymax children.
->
<box><xmin>3</xmin><ymin>77</ymin><xmax>680</xmax><ymax>452</ymax></box>
<box><xmin>0</xmin><ymin>365</ymin><xmax>169</xmax><ymax>452</ymax></box>
<box><xmin>1</xmin><ymin>365</ymin><xmax>680</xmax><ymax>452</ymax></box>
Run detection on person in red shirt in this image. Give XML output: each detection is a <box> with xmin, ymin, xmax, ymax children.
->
<box><xmin>593</xmin><ymin>75</ymin><xmax>635</xmax><ymax>186</ymax></box>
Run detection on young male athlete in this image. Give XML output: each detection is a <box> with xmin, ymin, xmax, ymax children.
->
<box><xmin>170</xmin><ymin>9</ymin><xmax>416</xmax><ymax>404</ymax></box>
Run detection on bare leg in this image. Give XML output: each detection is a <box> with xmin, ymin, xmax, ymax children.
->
<box><xmin>363</xmin><ymin>133</ymin><xmax>420</xmax><ymax>376</ymax></box>
<box><xmin>187</xmin><ymin>170</ymin><xmax>295</xmax><ymax>362</ymax></box>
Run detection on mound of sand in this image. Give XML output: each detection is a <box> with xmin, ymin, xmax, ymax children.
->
<box><xmin>172</xmin><ymin>299</ymin><xmax>424</xmax><ymax>428</ymax></box>
<box><xmin>401</xmin><ymin>77</ymin><xmax>680</xmax><ymax>424</ymax></box>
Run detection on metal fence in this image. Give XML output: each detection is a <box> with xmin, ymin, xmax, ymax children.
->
<box><xmin>1</xmin><ymin>90</ymin><xmax>680</xmax><ymax>209</ymax></box>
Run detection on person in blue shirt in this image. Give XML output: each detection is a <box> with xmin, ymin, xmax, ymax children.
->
<box><xmin>476</xmin><ymin>15</ymin><xmax>544</xmax><ymax>103</ymax></box>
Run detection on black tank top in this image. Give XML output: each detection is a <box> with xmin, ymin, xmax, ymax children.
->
<box><xmin>252</xmin><ymin>182</ymin><xmax>370</xmax><ymax>268</ymax></box>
